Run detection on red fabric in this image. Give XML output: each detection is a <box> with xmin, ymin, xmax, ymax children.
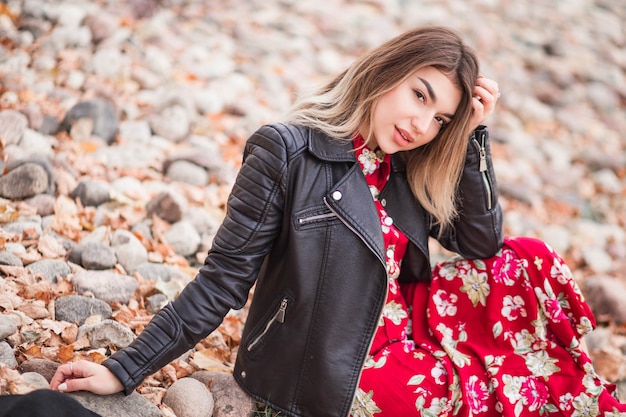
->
<box><xmin>351</xmin><ymin>137</ymin><xmax>626</xmax><ymax>417</ymax></box>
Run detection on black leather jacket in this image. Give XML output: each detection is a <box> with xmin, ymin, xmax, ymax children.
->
<box><xmin>103</xmin><ymin>123</ymin><xmax>503</xmax><ymax>417</ymax></box>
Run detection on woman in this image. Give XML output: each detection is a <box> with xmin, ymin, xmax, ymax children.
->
<box><xmin>50</xmin><ymin>26</ymin><xmax>625</xmax><ymax>417</ymax></box>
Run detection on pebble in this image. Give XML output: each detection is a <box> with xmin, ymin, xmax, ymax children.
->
<box><xmin>0</xmin><ymin>250</ymin><xmax>24</xmax><ymax>267</ymax></box>
<box><xmin>163</xmin><ymin>220</ymin><xmax>201</xmax><ymax>257</ymax></box>
<box><xmin>0</xmin><ymin>109</ymin><xmax>29</xmax><ymax>145</ymax></box>
<box><xmin>192</xmin><ymin>371</ymin><xmax>256</xmax><ymax>417</ymax></box>
<box><xmin>69</xmin><ymin>391</ymin><xmax>162</xmax><ymax>417</ymax></box>
<box><xmin>79</xmin><ymin>241</ymin><xmax>118</xmax><ymax>270</ymax></box>
<box><xmin>26</xmin><ymin>259</ymin><xmax>71</xmax><ymax>283</ymax></box>
<box><xmin>583</xmin><ymin>276</ymin><xmax>626</xmax><ymax>324</ymax></box>
<box><xmin>162</xmin><ymin>377</ymin><xmax>215</xmax><ymax>417</ymax></box>
<box><xmin>0</xmin><ymin>314</ymin><xmax>18</xmax><ymax>339</ymax></box>
<box><xmin>70</xmin><ymin>179</ymin><xmax>113</xmax><ymax>207</ymax></box>
<box><xmin>54</xmin><ymin>295</ymin><xmax>113</xmax><ymax>325</ymax></box>
<box><xmin>21</xmin><ymin>372</ymin><xmax>50</xmax><ymax>390</ymax></box>
<box><xmin>0</xmin><ymin>0</ymin><xmax>625</xmax><ymax>413</ymax></box>
<box><xmin>77</xmin><ymin>319</ymin><xmax>135</xmax><ymax>349</ymax></box>
<box><xmin>0</xmin><ymin>162</ymin><xmax>49</xmax><ymax>199</ymax></box>
<box><xmin>61</xmin><ymin>98</ymin><xmax>119</xmax><ymax>144</ymax></box>
<box><xmin>146</xmin><ymin>190</ymin><xmax>188</xmax><ymax>223</ymax></box>
<box><xmin>110</xmin><ymin>229</ymin><xmax>148</xmax><ymax>274</ymax></box>
<box><xmin>71</xmin><ymin>270</ymin><xmax>138</xmax><ymax>304</ymax></box>
<box><xmin>0</xmin><ymin>341</ymin><xmax>18</xmax><ymax>368</ymax></box>
<box><xmin>19</xmin><ymin>358</ymin><xmax>61</xmax><ymax>382</ymax></box>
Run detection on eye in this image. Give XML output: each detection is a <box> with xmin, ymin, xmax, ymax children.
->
<box><xmin>434</xmin><ymin>116</ymin><xmax>448</xmax><ymax>127</ymax></box>
<box><xmin>413</xmin><ymin>90</ymin><xmax>426</xmax><ymax>102</ymax></box>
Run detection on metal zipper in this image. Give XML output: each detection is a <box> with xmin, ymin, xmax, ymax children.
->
<box><xmin>247</xmin><ymin>297</ymin><xmax>288</xmax><ymax>352</ymax></box>
<box><xmin>297</xmin><ymin>212</ymin><xmax>337</xmax><ymax>224</ymax></box>
<box><xmin>473</xmin><ymin>132</ymin><xmax>493</xmax><ymax>211</ymax></box>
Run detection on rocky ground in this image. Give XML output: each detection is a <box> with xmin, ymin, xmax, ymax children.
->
<box><xmin>0</xmin><ymin>0</ymin><xmax>625</xmax><ymax>416</ymax></box>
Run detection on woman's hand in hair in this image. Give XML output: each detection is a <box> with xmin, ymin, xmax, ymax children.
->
<box><xmin>50</xmin><ymin>360</ymin><xmax>124</xmax><ymax>396</ymax></box>
<box><xmin>468</xmin><ymin>75</ymin><xmax>500</xmax><ymax>132</ymax></box>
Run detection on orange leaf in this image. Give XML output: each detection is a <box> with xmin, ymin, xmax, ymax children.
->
<box><xmin>87</xmin><ymin>351</ymin><xmax>107</xmax><ymax>364</ymax></box>
<box><xmin>22</xmin><ymin>345</ymin><xmax>42</xmax><ymax>359</ymax></box>
<box><xmin>58</xmin><ymin>344</ymin><xmax>74</xmax><ymax>363</ymax></box>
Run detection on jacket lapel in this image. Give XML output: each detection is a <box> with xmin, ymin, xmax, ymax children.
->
<box><xmin>308</xmin><ymin>133</ymin><xmax>428</xmax><ymax>264</ymax></box>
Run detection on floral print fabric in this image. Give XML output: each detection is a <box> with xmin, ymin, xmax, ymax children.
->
<box><xmin>351</xmin><ymin>137</ymin><xmax>626</xmax><ymax>417</ymax></box>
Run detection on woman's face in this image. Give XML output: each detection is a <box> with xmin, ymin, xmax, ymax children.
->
<box><xmin>369</xmin><ymin>66</ymin><xmax>462</xmax><ymax>154</ymax></box>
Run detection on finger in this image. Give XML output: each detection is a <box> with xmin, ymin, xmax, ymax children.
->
<box><xmin>57</xmin><ymin>375</ymin><xmax>96</xmax><ymax>393</ymax></box>
<box><xmin>50</xmin><ymin>362</ymin><xmax>75</xmax><ymax>390</ymax></box>
<box><xmin>473</xmin><ymin>85</ymin><xmax>498</xmax><ymax>104</ymax></box>
<box><xmin>476</xmin><ymin>76</ymin><xmax>499</xmax><ymax>94</ymax></box>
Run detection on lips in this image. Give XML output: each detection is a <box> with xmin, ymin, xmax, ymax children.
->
<box><xmin>395</xmin><ymin>126</ymin><xmax>414</xmax><ymax>144</ymax></box>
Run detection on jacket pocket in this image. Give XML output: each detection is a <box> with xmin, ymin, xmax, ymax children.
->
<box><xmin>293</xmin><ymin>205</ymin><xmax>340</xmax><ymax>230</ymax></box>
<box><xmin>246</xmin><ymin>296</ymin><xmax>290</xmax><ymax>353</ymax></box>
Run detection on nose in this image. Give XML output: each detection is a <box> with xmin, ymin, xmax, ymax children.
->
<box><xmin>411</xmin><ymin>113</ymin><xmax>431</xmax><ymax>135</ymax></box>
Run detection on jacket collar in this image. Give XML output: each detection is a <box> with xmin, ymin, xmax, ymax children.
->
<box><xmin>308</xmin><ymin>131</ymin><xmax>355</xmax><ymax>162</ymax></box>
<box><xmin>307</xmin><ymin>130</ymin><xmax>408</xmax><ymax>173</ymax></box>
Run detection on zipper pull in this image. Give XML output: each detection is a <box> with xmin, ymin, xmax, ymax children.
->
<box><xmin>276</xmin><ymin>298</ymin><xmax>288</xmax><ymax>323</ymax></box>
<box><xmin>478</xmin><ymin>132</ymin><xmax>487</xmax><ymax>172</ymax></box>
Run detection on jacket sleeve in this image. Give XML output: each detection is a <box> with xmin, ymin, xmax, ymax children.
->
<box><xmin>103</xmin><ymin>124</ymin><xmax>289</xmax><ymax>394</ymax></box>
<box><xmin>433</xmin><ymin>125</ymin><xmax>504</xmax><ymax>259</ymax></box>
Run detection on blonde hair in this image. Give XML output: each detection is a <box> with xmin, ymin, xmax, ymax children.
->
<box><xmin>285</xmin><ymin>26</ymin><xmax>479</xmax><ymax>231</ymax></box>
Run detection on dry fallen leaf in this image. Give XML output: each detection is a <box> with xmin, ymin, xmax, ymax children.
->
<box><xmin>191</xmin><ymin>349</ymin><xmax>233</xmax><ymax>373</ymax></box>
<box><xmin>41</xmin><ymin>319</ymin><xmax>72</xmax><ymax>335</ymax></box>
<box><xmin>17</xmin><ymin>300</ymin><xmax>50</xmax><ymax>319</ymax></box>
<box><xmin>37</xmin><ymin>234</ymin><xmax>67</xmax><ymax>258</ymax></box>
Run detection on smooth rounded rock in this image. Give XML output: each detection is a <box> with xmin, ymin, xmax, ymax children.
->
<box><xmin>163</xmin><ymin>377</ymin><xmax>215</xmax><ymax>417</ymax></box>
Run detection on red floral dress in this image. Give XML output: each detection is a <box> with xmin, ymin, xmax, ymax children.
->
<box><xmin>350</xmin><ymin>136</ymin><xmax>626</xmax><ymax>417</ymax></box>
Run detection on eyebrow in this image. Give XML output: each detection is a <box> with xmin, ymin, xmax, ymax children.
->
<box><xmin>418</xmin><ymin>76</ymin><xmax>455</xmax><ymax>120</ymax></box>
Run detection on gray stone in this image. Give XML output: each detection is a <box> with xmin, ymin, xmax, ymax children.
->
<box><xmin>0</xmin><ymin>341</ymin><xmax>17</xmax><ymax>368</ymax></box>
<box><xmin>19</xmin><ymin>128</ymin><xmax>54</xmax><ymax>158</ymax></box>
<box><xmin>192</xmin><ymin>371</ymin><xmax>255</xmax><ymax>417</ymax></box>
<box><xmin>26</xmin><ymin>259</ymin><xmax>71</xmax><ymax>282</ymax></box>
<box><xmin>21</xmin><ymin>372</ymin><xmax>50</xmax><ymax>390</ymax></box>
<box><xmin>83</xmin><ymin>12</ymin><xmax>119</xmax><ymax>43</ymax></box>
<box><xmin>0</xmin><ymin>250</ymin><xmax>24</xmax><ymax>267</ymax></box>
<box><xmin>77</xmin><ymin>319</ymin><xmax>135</xmax><ymax>349</ymax></box>
<box><xmin>18</xmin><ymin>358</ymin><xmax>60</xmax><ymax>382</ymax></box>
<box><xmin>0</xmin><ymin>109</ymin><xmax>28</xmax><ymax>145</ymax></box>
<box><xmin>81</xmin><ymin>241</ymin><xmax>117</xmax><ymax>270</ymax></box>
<box><xmin>55</xmin><ymin>295</ymin><xmax>113</xmax><ymax>325</ymax></box>
<box><xmin>163</xmin><ymin>377</ymin><xmax>214</xmax><ymax>417</ymax></box>
<box><xmin>146</xmin><ymin>190</ymin><xmax>188</xmax><ymax>223</ymax></box>
<box><xmin>71</xmin><ymin>270</ymin><xmax>138</xmax><ymax>304</ymax></box>
<box><xmin>62</xmin><ymin>98</ymin><xmax>118</xmax><ymax>144</ymax></box>
<box><xmin>583</xmin><ymin>276</ymin><xmax>626</xmax><ymax>324</ymax></box>
<box><xmin>70</xmin><ymin>179</ymin><xmax>112</xmax><ymax>207</ymax></box>
<box><xmin>0</xmin><ymin>314</ymin><xmax>18</xmax><ymax>339</ymax></box>
<box><xmin>110</xmin><ymin>229</ymin><xmax>148</xmax><ymax>273</ymax></box>
<box><xmin>69</xmin><ymin>391</ymin><xmax>161</xmax><ymax>417</ymax></box>
<box><xmin>146</xmin><ymin>293</ymin><xmax>168</xmax><ymax>313</ymax></box>
<box><xmin>5</xmin><ymin>157</ymin><xmax>56</xmax><ymax>194</ymax></box>
<box><xmin>25</xmin><ymin>193</ymin><xmax>56</xmax><ymax>216</ymax></box>
<box><xmin>0</xmin><ymin>162</ymin><xmax>49</xmax><ymax>199</ymax></box>
<box><xmin>163</xmin><ymin>220</ymin><xmax>201</xmax><ymax>257</ymax></box>
<box><xmin>165</xmin><ymin>160</ymin><xmax>209</xmax><ymax>186</ymax></box>
<box><xmin>117</xmin><ymin>120</ymin><xmax>152</xmax><ymax>143</ymax></box>
<box><xmin>149</xmin><ymin>105</ymin><xmax>190</xmax><ymax>142</ymax></box>
<box><xmin>134</xmin><ymin>262</ymin><xmax>175</xmax><ymax>282</ymax></box>
<box><xmin>2</xmin><ymin>219</ymin><xmax>43</xmax><ymax>237</ymax></box>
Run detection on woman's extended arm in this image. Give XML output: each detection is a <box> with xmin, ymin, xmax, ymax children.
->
<box><xmin>51</xmin><ymin>125</ymin><xmax>290</xmax><ymax>395</ymax></box>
